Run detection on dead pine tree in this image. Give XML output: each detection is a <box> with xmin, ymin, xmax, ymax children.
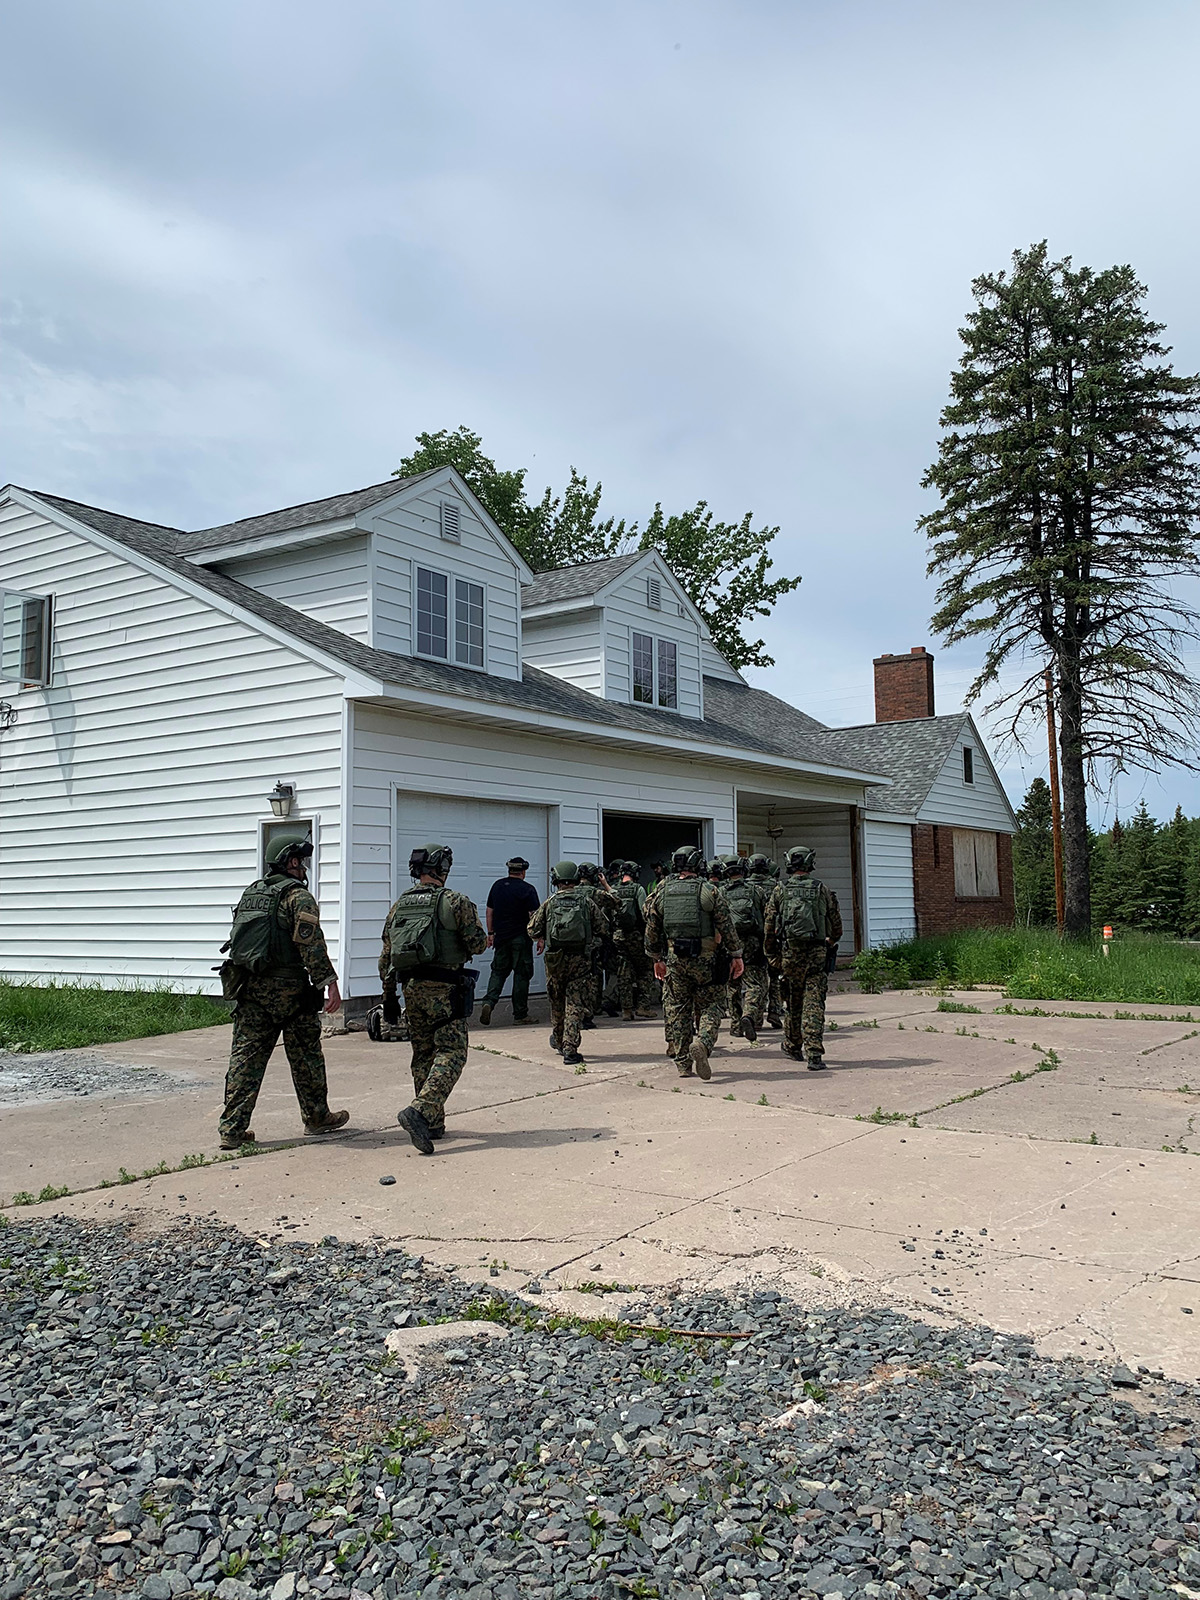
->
<box><xmin>920</xmin><ymin>243</ymin><xmax>1200</xmax><ymax>935</ymax></box>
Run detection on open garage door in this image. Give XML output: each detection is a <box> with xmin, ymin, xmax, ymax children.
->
<box><xmin>602</xmin><ymin>812</ymin><xmax>704</xmax><ymax>886</ymax></box>
<box><xmin>395</xmin><ymin>792</ymin><xmax>550</xmax><ymax>996</ymax></box>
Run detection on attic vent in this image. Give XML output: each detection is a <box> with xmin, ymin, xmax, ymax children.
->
<box><xmin>647</xmin><ymin>576</ymin><xmax>661</xmax><ymax>610</ymax></box>
<box><xmin>440</xmin><ymin>501</ymin><xmax>461</xmax><ymax>542</ymax></box>
<box><xmin>677</xmin><ymin>602</ymin><xmax>685</xmax><ymax>617</ymax></box>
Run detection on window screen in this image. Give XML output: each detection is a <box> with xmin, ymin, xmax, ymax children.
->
<box><xmin>632</xmin><ymin>631</ymin><xmax>654</xmax><ymax>703</ymax></box>
<box><xmin>416</xmin><ymin>567</ymin><xmax>448</xmax><ymax>658</ymax></box>
<box><xmin>657</xmin><ymin>638</ymin><xmax>678</xmax><ymax>708</ymax></box>
<box><xmin>0</xmin><ymin>591</ymin><xmax>51</xmax><ymax>686</ymax></box>
<box><xmin>454</xmin><ymin>578</ymin><xmax>484</xmax><ymax>668</ymax></box>
<box><xmin>953</xmin><ymin>830</ymin><xmax>999</xmax><ymax>897</ymax></box>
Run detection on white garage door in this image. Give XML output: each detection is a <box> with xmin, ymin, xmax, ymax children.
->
<box><xmin>395</xmin><ymin>792</ymin><xmax>551</xmax><ymax>996</ymax></box>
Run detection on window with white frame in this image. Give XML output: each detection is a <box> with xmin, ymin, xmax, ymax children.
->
<box><xmin>416</xmin><ymin>567</ymin><xmax>485</xmax><ymax>668</ymax></box>
<box><xmin>953</xmin><ymin>829</ymin><xmax>999</xmax><ymax>897</ymax></box>
<box><xmin>631</xmin><ymin>630</ymin><xmax>678</xmax><ymax>709</ymax></box>
<box><xmin>0</xmin><ymin>590</ymin><xmax>52</xmax><ymax>686</ymax></box>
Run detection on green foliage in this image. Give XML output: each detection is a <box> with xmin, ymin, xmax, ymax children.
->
<box><xmin>853</xmin><ymin>949</ymin><xmax>911</xmax><ymax>992</ymax></box>
<box><xmin>936</xmin><ymin>1000</ymin><xmax>980</xmax><ymax>1013</ymax></box>
<box><xmin>1091</xmin><ymin>802</ymin><xmax>1200</xmax><ymax>936</ymax></box>
<box><xmin>0</xmin><ymin>979</ymin><xmax>228</xmax><ymax>1053</ymax></box>
<box><xmin>394</xmin><ymin>425</ymin><xmax>800</xmax><ymax>668</ymax></box>
<box><xmin>1013</xmin><ymin>777</ymin><xmax>1057</xmax><ymax>926</ymax></box>
<box><xmin>869</xmin><ymin>927</ymin><xmax>1200</xmax><ymax>1004</ymax></box>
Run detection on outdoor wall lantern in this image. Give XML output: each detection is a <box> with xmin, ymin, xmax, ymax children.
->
<box><xmin>268</xmin><ymin>780</ymin><xmax>295</xmax><ymax>817</ymax></box>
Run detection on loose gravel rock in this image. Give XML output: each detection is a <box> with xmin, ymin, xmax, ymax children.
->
<box><xmin>0</xmin><ymin>1052</ymin><xmax>196</xmax><ymax>1108</ymax></box>
<box><xmin>2</xmin><ymin>1213</ymin><xmax>1197</xmax><ymax>1600</ymax></box>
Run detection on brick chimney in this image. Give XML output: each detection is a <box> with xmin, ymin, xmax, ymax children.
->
<box><xmin>874</xmin><ymin>646</ymin><xmax>935</xmax><ymax>722</ymax></box>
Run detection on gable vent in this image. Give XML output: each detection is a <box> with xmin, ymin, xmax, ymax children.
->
<box><xmin>677</xmin><ymin>602</ymin><xmax>685</xmax><ymax>616</ymax></box>
<box><xmin>647</xmin><ymin>576</ymin><xmax>662</xmax><ymax>610</ymax></box>
<box><xmin>440</xmin><ymin>501</ymin><xmax>461</xmax><ymax>542</ymax></box>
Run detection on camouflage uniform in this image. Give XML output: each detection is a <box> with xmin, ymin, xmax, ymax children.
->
<box><xmin>380</xmin><ymin>888</ymin><xmax>487</xmax><ymax>1134</ymax></box>
<box><xmin>764</xmin><ymin>878</ymin><xmax>843</xmax><ymax>1060</ymax></box>
<box><xmin>613</xmin><ymin>883</ymin><xmax>655</xmax><ymax>1015</ymax></box>
<box><xmin>644</xmin><ymin>879</ymin><xmax>742</xmax><ymax>1076</ymax></box>
<box><xmin>727</xmin><ymin>875</ymin><xmax>771</xmax><ymax>1033</ymax></box>
<box><xmin>527</xmin><ymin>891</ymin><xmax>610</xmax><ymax>1055</ymax></box>
<box><xmin>579</xmin><ymin>882</ymin><xmax>620</xmax><ymax>1016</ymax></box>
<box><xmin>220</xmin><ymin>877</ymin><xmax>337</xmax><ymax>1143</ymax></box>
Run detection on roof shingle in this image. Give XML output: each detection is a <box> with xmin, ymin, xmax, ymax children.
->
<box><xmin>522</xmin><ymin>552</ymin><xmax>646</xmax><ymax>609</ymax></box>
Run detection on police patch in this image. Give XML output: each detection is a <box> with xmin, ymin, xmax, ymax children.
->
<box><xmin>296</xmin><ymin>912</ymin><xmax>319</xmax><ymax>944</ymax></box>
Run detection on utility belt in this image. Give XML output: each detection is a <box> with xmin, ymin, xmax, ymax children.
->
<box><xmin>400</xmin><ymin>965</ymin><xmax>479</xmax><ymax>1019</ymax></box>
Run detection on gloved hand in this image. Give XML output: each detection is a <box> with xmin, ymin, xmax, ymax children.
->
<box><xmin>382</xmin><ymin>992</ymin><xmax>401</xmax><ymax>1025</ymax></box>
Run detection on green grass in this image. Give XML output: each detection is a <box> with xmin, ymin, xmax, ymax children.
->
<box><xmin>857</xmin><ymin>928</ymin><xmax>1200</xmax><ymax>1006</ymax></box>
<box><xmin>0</xmin><ymin>980</ymin><xmax>229</xmax><ymax>1053</ymax></box>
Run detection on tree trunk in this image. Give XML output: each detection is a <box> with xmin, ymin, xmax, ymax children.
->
<box><xmin>1056</xmin><ymin>667</ymin><xmax>1091</xmax><ymax>936</ymax></box>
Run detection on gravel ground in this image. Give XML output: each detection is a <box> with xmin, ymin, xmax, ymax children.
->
<box><xmin>0</xmin><ymin>1053</ymin><xmax>197</xmax><ymax>1108</ymax></box>
<box><xmin>2</xmin><ymin>1214</ymin><xmax>1198</xmax><ymax>1600</ymax></box>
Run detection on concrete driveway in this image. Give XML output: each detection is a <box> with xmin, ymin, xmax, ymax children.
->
<box><xmin>4</xmin><ymin>984</ymin><xmax>1198</xmax><ymax>1379</ymax></box>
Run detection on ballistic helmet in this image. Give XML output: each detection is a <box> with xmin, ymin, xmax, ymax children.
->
<box><xmin>266</xmin><ymin>828</ymin><xmax>313</xmax><ymax>872</ymax></box>
<box><xmin>785</xmin><ymin>846</ymin><xmax>816</xmax><ymax>873</ymax></box>
<box><xmin>747</xmin><ymin>853</ymin><xmax>772</xmax><ymax>876</ymax></box>
<box><xmin>506</xmin><ymin>856</ymin><xmax>530</xmax><ymax>872</ymax></box>
<box><xmin>607</xmin><ymin>860</ymin><xmax>623</xmax><ymax>881</ymax></box>
<box><xmin>410</xmin><ymin>842</ymin><xmax>453</xmax><ymax>879</ymax></box>
<box><xmin>578</xmin><ymin>862</ymin><xmax>599</xmax><ymax>884</ymax></box>
<box><xmin>622</xmin><ymin>859</ymin><xmax>640</xmax><ymax>877</ymax></box>
<box><xmin>723</xmin><ymin>854</ymin><xmax>746</xmax><ymax>877</ymax></box>
<box><xmin>552</xmin><ymin>860</ymin><xmax>580</xmax><ymax>884</ymax></box>
<box><xmin>671</xmin><ymin>845</ymin><xmax>705</xmax><ymax>874</ymax></box>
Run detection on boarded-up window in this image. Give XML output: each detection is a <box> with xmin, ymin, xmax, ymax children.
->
<box><xmin>953</xmin><ymin>830</ymin><xmax>1000</xmax><ymax>897</ymax></box>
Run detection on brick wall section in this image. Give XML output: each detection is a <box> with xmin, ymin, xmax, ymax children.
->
<box><xmin>874</xmin><ymin>647</ymin><xmax>935</xmax><ymax>722</ymax></box>
<box><xmin>912</xmin><ymin>823</ymin><xmax>1016</xmax><ymax>935</ymax></box>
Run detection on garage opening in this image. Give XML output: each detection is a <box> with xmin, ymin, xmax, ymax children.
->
<box><xmin>602</xmin><ymin>812</ymin><xmax>704</xmax><ymax>885</ymax></box>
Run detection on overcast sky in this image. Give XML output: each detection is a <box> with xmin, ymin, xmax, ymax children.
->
<box><xmin>4</xmin><ymin>0</ymin><xmax>1199</xmax><ymax>819</ymax></box>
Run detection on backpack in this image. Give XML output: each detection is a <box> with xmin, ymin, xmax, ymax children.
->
<box><xmin>226</xmin><ymin>876</ymin><xmax>301</xmax><ymax>975</ymax></box>
<box><xmin>779</xmin><ymin>876</ymin><xmax>827</xmax><ymax>950</ymax></box>
<box><xmin>661</xmin><ymin>877</ymin><xmax>715</xmax><ymax>942</ymax></box>
<box><xmin>615</xmin><ymin>880</ymin><xmax>644</xmax><ymax>934</ymax></box>
<box><xmin>724</xmin><ymin>878</ymin><xmax>765</xmax><ymax>944</ymax></box>
<box><xmin>386</xmin><ymin>888</ymin><xmax>467</xmax><ymax>976</ymax></box>
<box><xmin>545</xmin><ymin>888</ymin><xmax>592</xmax><ymax>954</ymax></box>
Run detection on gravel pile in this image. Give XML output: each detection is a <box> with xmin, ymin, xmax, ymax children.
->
<box><xmin>2</xmin><ymin>1214</ymin><xmax>1197</xmax><ymax>1600</ymax></box>
<box><xmin>0</xmin><ymin>1053</ymin><xmax>195</xmax><ymax>1108</ymax></box>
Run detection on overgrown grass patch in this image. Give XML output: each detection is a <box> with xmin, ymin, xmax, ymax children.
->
<box><xmin>856</xmin><ymin>928</ymin><xmax>1200</xmax><ymax>1006</ymax></box>
<box><xmin>0</xmin><ymin>980</ymin><xmax>229</xmax><ymax>1053</ymax></box>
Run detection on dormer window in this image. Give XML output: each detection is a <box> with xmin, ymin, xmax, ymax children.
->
<box><xmin>0</xmin><ymin>590</ymin><xmax>52</xmax><ymax>686</ymax></box>
<box><xmin>631</xmin><ymin>630</ymin><xmax>678</xmax><ymax>709</ymax></box>
<box><xmin>416</xmin><ymin>566</ymin><xmax>485</xmax><ymax>669</ymax></box>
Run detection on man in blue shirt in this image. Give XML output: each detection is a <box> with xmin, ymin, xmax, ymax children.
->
<box><xmin>479</xmin><ymin>857</ymin><xmax>542</xmax><ymax>1026</ymax></box>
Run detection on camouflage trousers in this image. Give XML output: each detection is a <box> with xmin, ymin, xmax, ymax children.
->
<box><xmin>663</xmin><ymin>955</ymin><xmax>726</xmax><ymax>1075</ymax></box>
<box><xmin>615</xmin><ymin>936</ymin><xmax>655</xmax><ymax>1014</ymax></box>
<box><xmin>402</xmin><ymin>979</ymin><xmax>468</xmax><ymax>1133</ymax></box>
<box><xmin>220</xmin><ymin>981</ymin><xmax>329</xmax><ymax>1141</ymax></box>
<box><xmin>728</xmin><ymin>960</ymin><xmax>770</xmax><ymax>1029</ymax></box>
<box><xmin>781</xmin><ymin>945</ymin><xmax>830</xmax><ymax>1058</ymax></box>
<box><xmin>482</xmin><ymin>935</ymin><xmax>534</xmax><ymax>1018</ymax></box>
<box><xmin>546</xmin><ymin>951</ymin><xmax>593</xmax><ymax>1053</ymax></box>
<box><xmin>768</xmin><ymin>968</ymin><xmax>783</xmax><ymax>1023</ymax></box>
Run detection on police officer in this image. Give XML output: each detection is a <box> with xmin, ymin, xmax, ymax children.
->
<box><xmin>764</xmin><ymin>846</ymin><xmax>842</xmax><ymax>1069</ymax></box>
<box><xmin>480</xmin><ymin>857</ymin><xmax>541</xmax><ymax>1026</ymax></box>
<box><xmin>644</xmin><ymin>845</ymin><xmax>743</xmax><ymax>1080</ymax></box>
<box><xmin>749</xmin><ymin>854</ymin><xmax>784</xmax><ymax>1028</ymax></box>
<box><xmin>528</xmin><ymin>862</ymin><xmax>606</xmax><ymax>1067</ymax></box>
<box><xmin>724</xmin><ymin>855</ymin><xmax>770</xmax><ymax>1042</ymax></box>
<box><xmin>576</xmin><ymin>862</ymin><xmax>620</xmax><ymax>1025</ymax></box>
<box><xmin>612</xmin><ymin>860</ymin><xmax>656</xmax><ymax>1020</ymax></box>
<box><xmin>218</xmin><ymin>829</ymin><xmax>349</xmax><ymax>1150</ymax></box>
<box><xmin>381</xmin><ymin>843</ymin><xmax>488</xmax><ymax>1154</ymax></box>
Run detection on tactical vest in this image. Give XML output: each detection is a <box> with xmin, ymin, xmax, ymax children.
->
<box><xmin>386</xmin><ymin>887</ymin><xmax>473</xmax><ymax>976</ymax></box>
<box><xmin>615</xmin><ymin>881</ymin><xmax>644</xmax><ymax>934</ymax></box>
<box><xmin>778</xmin><ymin>875</ymin><xmax>828</xmax><ymax>950</ymax></box>
<box><xmin>661</xmin><ymin>877</ymin><xmax>716</xmax><ymax>942</ymax></box>
<box><xmin>227</xmin><ymin>875</ymin><xmax>306</xmax><ymax>978</ymax></box>
<box><xmin>545</xmin><ymin>888</ymin><xmax>592</xmax><ymax>954</ymax></box>
<box><xmin>724</xmin><ymin>877</ymin><xmax>765</xmax><ymax>944</ymax></box>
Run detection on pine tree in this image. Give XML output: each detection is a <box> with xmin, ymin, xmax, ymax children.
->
<box><xmin>1013</xmin><ymin>777</ymin><xmax>1057</xmax><ymax>925</ymax></box>
<box><xmin>922</xmin><ymin>244</ymin><xmax>1200</xmax><ymax>935</ymax></box>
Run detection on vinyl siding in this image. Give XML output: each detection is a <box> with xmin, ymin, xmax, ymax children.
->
<box><xmin>369</xmin><ymin>482</ymin><xmax>523</xmax><ymax>678</ymax></box>
<box><xmin>603</xmin><ymin>561</ymin><xmax>703</xmax><ymax>718</ymax></box>
<box><xmin>734</xmin><ymin>800</ymin><xmax>857</xmax><ymax>948</ymax></box>
<box><xmin>347</xmin><ymin>706</ymin><xmax>757</xmax><ymax>992</ymax></box>
<box><xmin>215</xmin><ymin>536</ymin><xmax>370</xmax><ymax>641</ymax></box>
<box><xmin>863</xmin><ymin>819</ymin><xmax>916</xmax><ymax>947</ymax></box>
<box><xmin>0</xmin><ymin>501</ymin><xmax>346</xmax><ymax>990</ymax></box>
<box><xmin>919</xmin><ymin>729</ymin><xmax>1016</xmax><ymax>832</ymax></box>
<box><xmin>701</xmin><ymin>637</ymin><xmax>743</xmax><ymax>683</ymax></box>
<box><xmin>519</xmin><ymin>611</ymin><xmax>605</xmax><ymax>696</ymax></box>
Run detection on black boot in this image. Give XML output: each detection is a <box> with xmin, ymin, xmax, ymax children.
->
<box><xmin>397</xmin><ymin>1106</ymin><xmax>435</xmax><ymax>1155</ymax></box>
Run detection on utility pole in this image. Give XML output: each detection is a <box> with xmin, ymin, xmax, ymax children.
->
<box><xmin>1044</xmin><ymin>667</ymin><xmax>1065</xmax><ymax>933</ymax></box>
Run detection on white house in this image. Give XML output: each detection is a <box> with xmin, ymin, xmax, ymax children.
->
<box><xmin>0</xmin><ymin>469</ymin><xmax>1016</xmax><ymax>1001</ymax></box>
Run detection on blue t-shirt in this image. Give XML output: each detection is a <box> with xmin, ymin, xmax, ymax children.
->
<box><xmin>487</xmin><ymin>876</ymin><xmax>541</xmax><ymax>941</ymax></box>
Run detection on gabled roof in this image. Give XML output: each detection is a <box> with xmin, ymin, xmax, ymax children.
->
<box><xmin>176</xmin><ymin>471</ymin><xmax>442</xmax><ymax>554</ymax></box>
<box><xmin>522</xmin><ymin>551</ymin><xmax>645</xmax><ymax>608</ymax></box>
<box><xmin>16</xmin><ymin>487</ymin><xmax>888</xmax><ymax>786</ymax></box>
<box><xmin>803</xmin><ymin>715</ymin><xmax>970</xmax><ymax>815</ymax></box>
